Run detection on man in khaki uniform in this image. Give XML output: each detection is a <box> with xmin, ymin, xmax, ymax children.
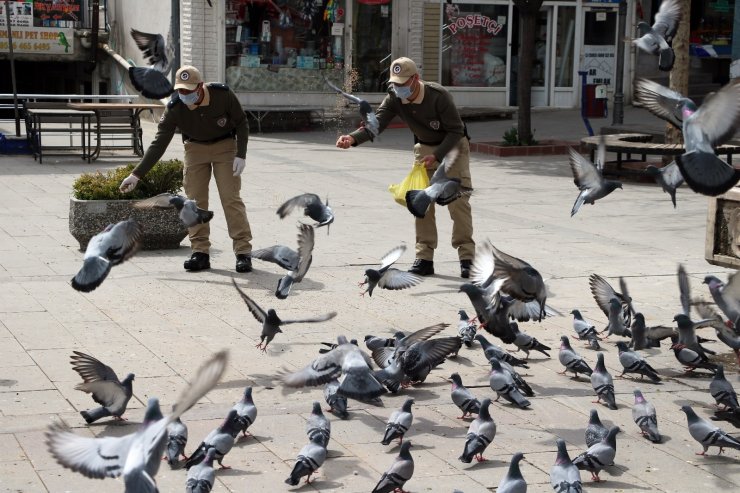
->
<box><xmin>119</xmin><ymin>65</ymin><xmax>253</xmax><ymax>273</ymax></box>
<box><xmin>336</xmin><ymin>57</ymin><xmax>475</xmax><ymax>278</ymax></box>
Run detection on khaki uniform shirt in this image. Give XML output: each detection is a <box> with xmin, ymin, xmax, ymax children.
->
<box><xmin>133</xmin><ymin>83</ymin><xmax>249</xmax><ymax>177</ymax></box>
<box><xmin>349</xmin><ymin>81</ymin><xmax>465</xmax><ymax>162</ymax></box>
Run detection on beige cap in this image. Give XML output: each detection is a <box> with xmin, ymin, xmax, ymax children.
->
<box><xmin>174</xmin><ymin>65</ymin><xmax>203</xmax><ymax>90</ymax></box>
<box><xmin>388</xmin><ymin>57</ymin><xmax>418</xmax><ymax>84</ymax></box>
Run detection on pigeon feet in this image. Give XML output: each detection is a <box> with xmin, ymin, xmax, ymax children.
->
<box><xmin>590</xmin><ymin>473</ymin><xmax>602</xmax><ymax>482</ymax></box>
<box><xmin>475</xmin><ymin>454</ymin><xmax>487</xmax><ymax>462</ymax></box>
<box><xmin>113</xmin><ymin>416</ymin><xmax>128</xmax><ymax>421</ymax></box>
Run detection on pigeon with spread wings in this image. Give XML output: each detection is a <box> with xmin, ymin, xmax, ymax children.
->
<box><xmin>568</xmin><ymin>137</ymin><xmax>622</xmax><ymax>216</ymax></box>
<box><xmin>134</xmin><ymin>193</ymin><xmax>214</xmax><ymax>227</ymax></box>
<box><xmin>633</xmin><ymin>0</ymin><xmax>682</xmax><ymax>71</ymax></box>
<box><xmin>324</xmin><ymin>75</ymin><xmax>379</xmax><ymax>140</ymax></box>
<box><xmin>70</xmin><ymin>351</ymin><xmax>134</xmax><ymax>424</ymax></box>
<box><xmin>277</xmin><ymin>193</ymin><xmax>334</xmax><ymax>231</ymax></box>
<box><xmin>361</xmin><ymin>244</ymin><xmax>423</xmax><ymax>297</ymax></box>
<box><xmin>129</xmin><ymin>28</ymin><xmax>175</xmax><ymax>99</ymax></box>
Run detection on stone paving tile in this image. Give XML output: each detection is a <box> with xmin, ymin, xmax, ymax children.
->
<box><xmin>0</xmin><ymin>460</ymin><xmax>48</xmax><ymax>492</ymax></box>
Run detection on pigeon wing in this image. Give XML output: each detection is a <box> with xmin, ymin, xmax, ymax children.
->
<box><xmin>70</xmin><ymin>351</ymin><xmax>121</xmax><ymax>384</ymax></box>
<box><xmin>653</xmin><ymin>0</ymin><xmax>682</xmax><ymax>39</ymax></box>
<box><xmin>231</xmin><ymin>278</ymin><xmax>267</xmax><ymax>323</ymax></box>
<box><xmin>678</xmin><ymin>264</ymin><xmax>691</xmax><ymax>316</ymax></box>
<box><xmin>400</xmin><ymin>323</ymin><xmax>450</xmax><ymax>348</ymax></box>
<box><xmin>128</xmin><ymin>67</ymin><xmax>174</xmax><ymax>99</ymax></box>
<box><xmin>590</xmin><ymin>274</ymin><xmax>625</xmax><ymax>317</ymax></box>
<box><xmin>46</xmin><ymin>423</ymin><xmax>136</xmax><ymax>479</ymax></box>
<box><xmin>693</xmin><ymin>79</ymin><xmax>740</xmax><ymax>146</ymax></box>
<box><xmin>133</xmin><ymin>193</ymin><xmax>177</xmax><ymax>209</ymax></box>
<box><xmin>323</xmin><ymin>75</ymin><xmax>362</xmax><ymax>104</ymax></box>
<box><xmin>378</xmin><ymin>269</ymin><xmax>423</xmax><ymax>290</ymax></box>
<box><xmin>276</xmin><ymin>193</ymin><xmax>321</xmax><ymax>218</ymax></box>
<box><xmin>282</xmin><ymin>350</ymin><xmax>344</xmax><ymax>388</ymax></box>
<box><xmin>294</xmin><ymin>224</ymin><xmax>315</xmax><ymax>282</ymax></box>
<box><xmin>379</xmin><ymin>244</ymin><xmax>407</xmax><ymax>270</ymax></box>
<box><xmin>569</xmin><ymin>148</ymin><xmax>603</xmax><ymax>190</ymax></box>
<box><xmin>633</xmin><ymin>78</ymin><xmax>686</xmax><ymax>130</ymax></box>
<box><xmin>130</xmin><ymin>29</ymin><xmax>168</xmax><ymax>72</ymax></box>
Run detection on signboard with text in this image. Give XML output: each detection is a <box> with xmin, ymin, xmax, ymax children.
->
<box><xmin>0</xmin><ymin>0</ymin><xmax>83</xmax><ymax>28</ymax></box>
<box><xmin>0</xmin><ymin>1</ymin><xmax>33</xmax><ymax>27</ymax></box>
<box><xmin>582</xmin><ymin>45</ymin><xmax>615</xmax><ymax>85</ymax></box>
<box><xmin>0</xmin><ymin>26</ymin><xmax>74</xmax><ymax>54</ymax></box>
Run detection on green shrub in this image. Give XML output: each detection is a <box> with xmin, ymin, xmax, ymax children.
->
<box><xmin>501</xmin><ymin>126</ymin><xmax>538</xmax><ymax>146</ymax></box>
<box><xmin>72</xmin><ymin>160</ymin><xmax>183</xmax><ymax>200</ymax></box>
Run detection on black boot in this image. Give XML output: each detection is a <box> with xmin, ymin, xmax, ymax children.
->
<box><xmin>460</xmin><ymin>259</ymin><xmax>472</xmax><ymax>279</ymax></box>
<box><xmin>236</xmin><ymin>254</ymin><xmax>252</xmax><ymax>273</ymax></box>
<box><xmin>408</xmin><ymin>259</ymin><xmax>434</xmax><ymax>276</ymax></box>
<box><xmin>184</xmin><ymin>252</ymin><xmax>210</xmax><ymax>271</ymax></box>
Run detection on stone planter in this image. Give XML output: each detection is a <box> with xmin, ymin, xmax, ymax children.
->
<box><xmin>69</xmin><ymin>197</ymin><xmax>188</xmax><ymax>251</ymax></box>
<box><xmin>705</xmin><ymin>187</ymin><xmax>740</xmax><ymax>268</ymax></box>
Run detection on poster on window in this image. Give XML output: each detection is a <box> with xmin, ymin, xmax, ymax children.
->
<box><xmin>0</xmin><ymin>2</ymin><xmax>34</xmax><ymax>27</ymax></box>
<box><xmin>582</xmin><ymin>45</ymin><xmax>615</xmax><ymax>86</ymax></box>
<box><xmin>33</xmin><ymin>0</ymin><xmax>82</xmax><ymax>28</ymax></box>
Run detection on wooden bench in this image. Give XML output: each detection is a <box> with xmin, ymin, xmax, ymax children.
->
<box><xmin>24</xmin><ymin>102</ymin><xmax>95</xmax><ymax>163</ymax></box>
<box><xmin>243</xmin><ymin>106</ymin><xmax>325</xmax><ymax>133</ymax></box>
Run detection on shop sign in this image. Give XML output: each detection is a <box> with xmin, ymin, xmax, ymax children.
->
<box><xmin>0</xmin><ymin>1</ymin><xmax>33</xmax><ymax>27</ymax></box>
<box><xmin>0</xmin><ymin>26</ymin><xmax>74</xmax><ymax>54</ymax></box>
<box><xmin>582</xmin><ymin>45</ymin><xmax>615</xmax><ymax>85</ymax></box>
<box><xmin>447</xmin><ymin>14</ymin><xmax>503</xmax><ymax>36</ymax></box>
<box><xmin>0</xmin><ymin>0</ymin><xmax>82</xmax><ymax>28</ymax></box>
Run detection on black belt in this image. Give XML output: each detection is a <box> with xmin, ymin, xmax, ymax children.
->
<box><xmin>183</xmin><ymin>131</ymin><xmax>235</xmax><ymax>144</ymax></box>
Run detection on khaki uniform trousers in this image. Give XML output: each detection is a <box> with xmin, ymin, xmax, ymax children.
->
<box><xmin>413</xmin><ymin>137</ymin><xmax>475</xmax><ymax>261</ymax></box>
<box><xmin>183</xmin><ymin>138</ymin><xmax>252</xmax><ymax>255</ymax></box>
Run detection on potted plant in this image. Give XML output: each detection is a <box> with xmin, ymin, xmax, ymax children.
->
<box><xmin>69</xmin><ymin>160</ymin><xmax>188</xmax><ymax>250</ymax></box>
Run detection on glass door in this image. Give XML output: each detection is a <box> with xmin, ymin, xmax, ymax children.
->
<box><xmin>509</xmin><ymin>6</ymin><xmax>552</xmax><ymax>107</ymax></box>
<box><xmin>351</xmin><ymin>0</ymin><xmax>392</xmax><ymax>92</ymax></box>
<box><xmin>581</xmin><ymin>8</ymin><xmax>617</xmax><ymax>88</ymax></box>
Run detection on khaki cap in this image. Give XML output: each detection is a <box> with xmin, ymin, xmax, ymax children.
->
<box><xmin>174</xmin><ymin>65</ymin><xmax>203</xmax><ymax>90</ymax></box>
<box><xmin>388</xmin><ymin>57</ymin><xmax>418</xmax><ymax>84</ymax></box>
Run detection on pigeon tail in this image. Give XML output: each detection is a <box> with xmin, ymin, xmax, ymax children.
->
<box><xmin>676</xmin><ymin>151</ymin><xmax>740</xmax><ymax>196</ymax></box>
<box><xmin>71</xmin><ymin>256</ymin><xmax>112</xmax><ymax>292</ymax></box>
<box><xmin>338</xmin><ymin>367</ymin><xmax>386</xmax><ymax>400</ymax></box>
<box><xmin>405</xmin><ymin>189</ymin><xmax>433</xmax><ymax>218</ymax></box>
<box><xmin>196</xmin><ymin>209</ymin><xmax>214</xmax><ymax>225</ymax></box>
<box><xmin>80</xmin><ymin>406</ymin><xmax>112</xmax><ymax>424</ymax></box>
<box><xmin>128</xmin><ymin>66</ymin><xmax>174</xmax><ymax>99</ymax></box>
<box><xmin>275</xmin><ymin>274</ymin><xmax>294</xmax><ymax>299</ymax></box>
<box><xmin>658</xmin><ymin>47</ymin><xmax>675</xmax><ymax>71</ymax></box>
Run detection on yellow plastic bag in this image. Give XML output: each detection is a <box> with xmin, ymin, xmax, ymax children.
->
<box><xmin>388</xmin><ymin>161</ymin><xmax>430</xmax><ymax>206</ymax></box>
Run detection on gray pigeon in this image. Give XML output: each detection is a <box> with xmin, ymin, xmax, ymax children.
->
<box><xmin>573</xmin><ymin>426</ymin><xmax>619</xmax><ymax>482</ymax></box>
<box><xmin>365</xmin><ymin>334</ymin><xmax>399</xmax><ymax>351</ymax></box>
<box><xmin>704</xmin><ymin>273</ymin><xmax>740</xmax><ymax>328</ymax></box>
<box><xmin>232</xmin><ymin>277</ymin><xmax>337</xmax><ymax>351</ymax></box>
<box><xmin>629</xmin><ymin>313</ymin><xmax>661</xmax><ymax>350</ymax></box>
<box><xmin>571</xmin><ymin>309</ymin><xmax>601</xmax><ymax>350</ymax></box>
<box><xmin>324</xmin><ymin>75</ymin><xmax>379</xmax><ymax>140</ymax></box>
<box><xmin>558</xmin><ymin>336</ymin><xmax>593</xmax><ymax>378</ymax></box>
<box><xmin>306</xmin><ymin>401</ymin><xmax>331</xmax><ymax>448</ymax></box>
<box><xmin>634</xmin><ymin>78</ymin><xmax>740</xmax><ymax>196</ymax></box>
<box><xmin>680</xmin><ymin>405</ymin><xmax>740</xmax><ymax>455</ymax></box>
<box><xmin>646</xmin><ymin>161</ymin><xmax>684</xmax><ymax>207</ymax></box>
<box><xmin>372</xmin><ymin>441</ymin><xmax>414</xmax><ymax>493</ymax></box>
<box><xmin>249</xmin><ymin>246</ymin><xmax>299</xmax><ymax>271</ymax></box>
<box><xmin>282</xmin><ymin>335</ymin><xmax>386</xmax><ymax>400</ymax></box>
<box><xmin>406</xmin><ymin>148</ymin><xmax>472</xmax><ymax>218</ymax></box>
<box><xmin>382</xmin><ymin>398</ymin><xmax>414</xmax><ymax>445</ymax></box>
<box><xmin>495</xmin><ymin>358</ymin><xmax>535</xmax><ymax>398</ymax></box>
<box><xmin>616</xmin><ymin>341</ymin><xmax>661</xmax><ymax>383</ymax></box>
<box><xmin>673</xmin><ymin>312</ymin><xmax>715</xmax><ymax>357</ymax></box>
<box><xmin>184</xmin><ymin>409</ymin><xmax>241</xmax><ymax>470</ymax></box>
<box><xmin>46</xmin><ymin>351</ymin><xmax>228</xmax><ymax>493</ymax></box>
<box><xmin>632</xmin><ymin>389</ymin><xmax>661</xmax><ymax>443</ymax></box>
<box><xmin>510</xmin><ymin>322</ymin><xmax>551</xmax><ymax>358</ymax></box>
<box><xmin>70</xmin><ymin>351</ymin><xmax>134</xmax><ymax>424</ymax></box>
<box><xmin>71</xmin><ymin>219</ymin><xmax>143</xmax><ymax>292</ymax></box>
<box><xmin>450</xmin><ymin>373</ymin><xmax>481</xmax><ymax>419</ymax></box>
<box><xmin>324</xmin><ymin>378</ymin><xmax>349</xmax><ymax>419</ymax></box>
<box><xmin>165</xmin><ymin>412</ymin><xmax>188</xmax><ymax>466</ymax></box>
<box><xmin>361</xmin><ymin>244</ymin><xmax>423</xmax><ymax>296</ymax></box>
<box><xmin>277</xmin><ymin>193</ymin><xmax>334</xmax><ymax>230</ymax></box>
<box><xmin>498</xmin><ymin>452</ymin><xmax>527</xmax><ymax>493</ymax></box>
<box><xmin>632</xmin><ymin>0</ymin><xmax>682</xmax><ymax>71</ymax></box>
<box><xmin>589</xmin><ymin>274</ymin><xmax>633</xmax><ymax>330</ymax></box>
<box><xmin>476</xmin><ymin>334</ymin><xmax>529</xmax><ymax>368</ymax></box>
<box><xmin>129</xmin><ymin>28</ymin><xmax>174</xmax><ymax>98</ymax></box>
<box><xmin>398</xmin><ymin>336</ymin><xmax>462</xmax><ymax>385</ymax></box>
<box><xmin>133</xmin><ymin>193</ymin><xmax>213</xmax><ymax>227</ymax></box>
<box><xmin>185</xmin><ymin>448</ymin><xmax>216</xmax><ymax>493</ymax></box>
<box><xmin>275</xmin><ymin>224</ymin><xmax>315</xmax><ymax>299</ymax></box>
<box><xmin>550</xmin><ymin>439</ymin><xmax>582</xmax><ymax>493</ymax></box>
<box><xmin>459</xmin><ymin>398</ymin><xmax>496</xmax><ymax>463</ymax></box>
<box><xmin>457</xmin><ymin>309</ymin><xmax>478</xmax><ymax>348</ymax></box>
<box><xmin>568</xmin><ymin>139</ymin><xmax>622</xmax><ymax>216</ymax></box>
<box><xmin>670</xmin><ymin>335</ymin><xmax>718</xmax><ymax>374</ymax></box>
<box><xmin>489</xmin><ymin>357</ymin><xmax>531</xmax><ymax>408</ymax></box>
<box><xmin>605</xmin><ymin>298</ymin><xmax>632</xmax><ymax>338</ymax></box>
<box><xmin>586</xmin><ymin>409</ymin><xmax>609</xmax><ymax>448</ymax></box>
<box><xmin>710</xmin><ymin>364</ymin><xmax>740</xmax><ymax>412</ymax></box>
<box><xmin>489</xmin><ymin>242</ymin><xmax>549</xmax><ymax>319</ymax></box>
<box><xmin>694</xmin><ymin>301</ymin><xmax>740</xmax><ymax>366</ymax></box>
<box><xmin>591</xmin><ymin>353</ymin><xmax>617</xmax><ymax>410</ymax></box>
<box><xmin>232</xmin><ymin>386</ymin><xmax>257</xmax><ymax>438</ymax></box>
<box><xmin>285</xmin><ymin>434</ymin><xmax>327</xmax><ymax>486</ymax></box>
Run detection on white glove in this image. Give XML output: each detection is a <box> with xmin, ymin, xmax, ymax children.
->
<box><xmin>232</xmin><ymin>157</ymin><xmax>246</xmax><ymax>176</ymax></box>
<box><xmin>119</xmin><ymin>173</ymin><xmax>140</xmax><ymax>193</ymax></box>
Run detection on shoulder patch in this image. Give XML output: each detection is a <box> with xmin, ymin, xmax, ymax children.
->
<box><xmin>208</xmin><ymin>83</ymin><xmax>229</xmax><ymax>91</ymax></box>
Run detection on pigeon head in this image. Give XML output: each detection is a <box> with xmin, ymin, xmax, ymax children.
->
<box><xmin>673</xmin><ymin>313</ymin><xmax>691</xmax><ymax>327</ymax></box>
<box><xmin>605</xmin><ymin>426</ymin><xmax>620</xmax><ymax>447</ymax></box>
<box><xmin>458</xmin><ymin>309</ymin><xmax>469</xmax><ymax>320</ymax></box>
<box><xmin>398</xmin><ymin>440</ymin><xmax>413</xmax><ymax>459</ymax></box>
<box><xmin>509</xmin><ymin>452</ymin><xmax>525</xmax><ymax>479</ymax></box>
<box><xmin>169</xmin><ymin>195</ymin><xmax>186</xmax><ymax>209</ymax></box>
<box><xmin>473</xmin><ymin>334</ymin><xmax>489</xmax><ymax>345</ymax></box>
<box><xmin>489</xmin><ymin>356</ymin><xmax>502</xmax><ymax>371</ymax></box>
<box><xmin>595</xmin><ymin>352</ymin><xmax>606</xmax><ymax>371</ymax></box>
<box><xmin>337</xmin><ymin>335</ymin><xmax>349</xmax><ymax>345</ymax></box>
<box><xmin>589</xmin><ymin>409</ymin><xmax>603</xmax><ymax>426</ymax></box>
<box><xmin>364</xmin><ymin>269</ymin><xmax>381</xmax><ymax>283</ymax></box>
<box><xmin>680</xmin><ymin>405</ymin><xmax>699</xmax><ymax>422</ymax></box>
<box><xmin>570</xmin><ymin>309</ymin><xmax>582</xmax><ymax>318</ymax></box>
<box><xmin>681</xmin><ymin>100</ymin><xmax>698</xmax><ymax>118</ymax></box>
<box><xmin>645</xmin><ymin>165</ymin><xmax>661</xmax><ymax>177</ymax></box>
<box><xmin>479</xmin><ymin>398</ymin><xmax>492</xmax><ymax>420</ymax></box>
<box><xmin>311</xmin><ymin>401</ymin><xmax>324</xmax><ymax>415</ymax></box>
<box><xmin>242</xmin><ymin>386</ymin><xmax>253</xmax><ymax>402</ymax></box>
<box><xmin>401</xmin><ymin>398</ymin><xmax>414</xmax><ymax>412</ymax></box>
<box><xmin>634</xmin><ymin>313</ymin><xmax>645</xmax><ymax>324</ymax></box>
<box><xmin>449</xmin><ymin>372</ymin><xmax>463</xmax><ymax>387</ymax></box>
<box><xmin>554</xmin><ymin>439</ymin><xmax>571</xmax><ymax>465</ymax></box>
<box><xmin>703</xmin><ymin>275</ymin><xmax>723</xmax><ymax>291</ymax></box>
<box><xmin>458</xmin><ymin>283</ymin><xmax>478</xmax><ymax>295</ymax></box>
<box><xmin>560</xmin><ymin>335</ymin><xmax>571</xmax><ymax>349</ymax></box>
<box><xmin>143</xmin><ymin>397</ymin><xmax>163</xmax><ymax>424</ymax></box>
<box><xmin>222</xmin><ymin>409</ymin><xmax>239</xmax><ymax>428</ymax></box>
<box><xmin>394</xmin><ymin>331</ymin><xmax>405</xmax><ymax>341</ymax></box>
<box><xmin>633</xmin><ymin>388</ymin><xmax>646</xmax><ymax>403</ymax></box>
<box><xmin>615</xmin><ymin>341</ymin><xmax>629</xmax><ymax>352</ymax></box>
<box><xmin>714</xmin><ymin>364</ymin><xmax>725</xmax><ymax>378</ymax></box>
<box><xmin>122</xmin><ymin>373</ymin><xmax>135</xmax><ymax>387</ymax></box>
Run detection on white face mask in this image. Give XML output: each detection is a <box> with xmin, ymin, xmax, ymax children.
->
<box><xmin>392</xmin><ymin>83</ymin><xmax>413</xmax><ymax>100</ymax></box>
<box><xmin>179</xmin><ymin>88</ymin><xmax>200</xmax><ymax>105</ymax></box>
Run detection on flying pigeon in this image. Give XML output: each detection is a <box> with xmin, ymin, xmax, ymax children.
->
<box><xmin>632</xmin><ymin>389</ymin><xmax>661</xmax><ymax>443</ymax></box>
<box><xmin>184</xmin><ymin>409</ymin><xmax>241</xmax><ymax>470</ymax></box>
<box><xmin>306</xmin><ymin>401</ymin><xmax>331</xmax><ymax>448</ymax></box>
<box><xmin>372</xmin><ymin>441</ymin><xmax>414</xmax><ymax>493</ymax></box>
<box><xmin>703</xmin><ymin>273</ymin><xmax>740</xmax><ymax>328</ymax></box>
<box><xmin>457</xmin><ymin>309</ymin><xmax>478</xmax><ymax>348</ymax></box>
<box><xmin>324</xmin><ymin>378</ymin><xmax>349</xmax><ymax>419</ymax></box>
<box><xmin>285</xmin><ymin>434</ymin><xmax>327</xmax><ymax>486</ymax></box>
<box><xmin>129</xmin><ymin>28</ymin><xmax>175</xmax><ymax>99</ymax></box>
<box><xmin>46</xmin><ymin>351</ymin><xmax>228</xmax><ymax>492</ymax></box>
<box><xmin>680</xmin><ymin>405</ymin><xmax>740</xmax><ymax>455</ymax></box>
<box><xmin>450</xmin><ymin>373</ymin><xmax>481</xmax><ymax>419</ymax></box>
<box><xmin>231</xmin><ymin>278</ymin><xmax>336</xmax><ymax>351</ymax></box>
<box><xmin>232</xmin><ymin>386</ymin><xmax>257</xmax><ymax>439</ymax></box>
<box><xmin>589</xmin><ymin>273</ymin><xmax>634</xmax><ymax>331</ymax></box>
<box><xmin>605</xmin><ymin>298</ymin><xmax>633</xmax><ymax>338</ymax></box>
<box><xmin>323</xmin><ymin>75</ymin><xmax>379</xmax><ymax>139</ymax></box>
<box><xmin>382</xmin><ymin>398</ymin><xmax>414</xmax><ymax>445</ymax></box>
<box><xmin>405</xmin><ymin>148</ymin><xmax>472</xmax><ymax>218</ymax></box>
<box><xmin>185</xmin><ymin>448</ymin><xmax>216</xmax><ymax>493</ymax></box>
<box><xmin>634</xmin><ymin>78</ymin><xmax>740</xmax><ymax>196</ymax></box>
<box><xmin>693</xmin><ymin>301</ymin><xmax>740</xmax><ymax>367</ymax></box>
<box><xmin>616</xmin><ymin>342</ymin><xmax>661</xmax><ymax>383</ymax></box>
<box><xmin>568</xmin><ymin>139</ymin><xmax>622</xmax><ymax>216</ymax></box>
<box><xmin>586</xmin><ymin>409</ymin><xmax>609</xmax><ymax>448</ymax></box>
<box><xmin>645</xmin><ymin>161</ymin><xmax>684</xmax><ymax>207</ymax></box>
<box><xmin>360</xmin><ymin>244</ymin><xmax>423</xmax><ymax>296</ymax></box>
<box><xmin>497</xmin><ymin>452</ymin><xmax>527</xmax><ymax>493</ymax></box>
<box><xmin>133</xmin><ymin>193</ymin><xmax>214</xmax><ymax>227</ymax></box>
<box><xmin>633</xmin><ymin>0</ymin><xmax>682</xmax><ymax>71</ymax></box>
<box><xmin>550</xmin><ymin>439</ymin><xmax>582</xmax><ymax>493</ymax></box>
<box><xmin>487</xmin><ymin>241</ymin><xmax>549</xmax><ymax>319</ymax></box>
<box><xmin>459</xmin><ymin>398</ymin><xmax>496</xmax><ymax>463</ymax></box>
<box><xmin>558</xmin><ymin>336</ymin><xmax>593</xmax><ymax>378</ymax></box>
<box><xmin>71</xmin><ymin>219</ymin><xmax>143</xmax><ymax>292</ymax></box>
<box><xmin>277</xmin><ymin>193</ymin><xmax>334</xmax><ymax>230</ymax></box>
<box><xmin>710</xmin><ymin>364</ymin><xmax>740</xmax><ymax>412</ymax></box>
<box><xmin>489</xmin><ymin>357</ymin><xmax>531</xmax><ymax>408</ymax></box>
<box><xmin>165</xmin><ymin>411</ymin><xmax>188</xmax><ymax>466</ymax></box>
<box><xmin>365</xmin><ymin>334</ymin><xmax>399</xmax><ymax>351</ymax></box>
<box><xmin>591</xmin><ymin>353</ymin><xmax>617</xmax><ymax>410</ymax></box>
<box><xmin>70</xmin><ymin>351</ymin><xmax>134</xmax><ymax>424</ymax></box>
<box><xmin>510</xmin><ymin>322</ymin><xmax>551</xmax><ymax>359</ymax></box>
<box><xmin>275</xmin><ymin>224</ymin><xmax>315</xmax><ymax>299</ymax></box>
<box><xmin>572</xmin><ymin>426</ymin><xmax>620</xmax><ymax>482</ymax></box>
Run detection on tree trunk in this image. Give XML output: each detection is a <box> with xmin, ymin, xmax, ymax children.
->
<box><xmin>666</xmin><ymin>0</ymin><xmax>691</xmax><ymax>149</ymax></box>
<box><xmin>513</xmin><ymin>0</ymin><xmax>544</xmax><ymax>145</ymax></box>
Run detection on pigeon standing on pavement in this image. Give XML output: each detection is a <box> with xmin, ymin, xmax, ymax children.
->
<box><xmin>405</xmin><ymin>148</ymin><xmax>472</xmax><ymax>218</ymax></box>
<box><xmin>670</xmin><ymin>335</ymin><xmax>718</xmax><ymax>374</ymax></box>
<box><xmin>616</xmin><ymin>341</ymin><xmax>661</xmax><ymax>383</ymax></box>
<box><xmin>710</xmin><ymin>364</ymin><xmax>740</xmax><ymax>412</ymax></box>
<box><xmin>489</xmin><ymin>357</ymin><xmax>531</xmax><ymax>409</ymax></box>
<box><xmin>573</xmin><ymin>426</ymin><xmax>620</xmax><ymax>482</ymax></box>
<box><xmin>133</xmin><ymin>193</ymin><xmax>214</xmax><ymax>227</ymax></box>
<box><xmin>306</xmin><ymin>401</ymin><xmax>331</xmax><ymax>448</ymax></box>
<box><xmin>558</xmin><ymin>336</ymin><xmax>593</xmax><ymax>378</ymax></box>
<box><xmin>275</xmin><ymin>224</ymin><xmax>315</xmax><ymax>299</ymax></box>
<box><xmin>646</xmin><ymin>161</ymin><xmax>684</xmax><ymax>207</ymax></box>
<box><xmin>185</xmin><ymin>448</ymin><xmax>216</xmax><ymax>493</ymax></box>
<box><xmin>360</xmin><ymin>244</ymin><xmax>423</xmax><ymax>296</ymax></box>
<box><xmin>129</xmin><ymin>28</ymin><xmax>175</xmax><ymax>98</ymax></box>
<box><xmin>591</xmin><ymin>353</ymin><xmax>617</xmax><ymax>410</ymax></box>
<box><xmin>459</xmin><ymin>398</ymin><xmax>497</xmax><ymax>463</ymax></box>
<box><xmin>450</xmin><ymin>373</ymin><xmax>481</xmax><ymax>419</ymax></box>
<box><xmin>232</xmin><ymin>278</ymin><xmax>337</xmax><ymax>351</ymax></box>
<box><xmin>510</xmin><ymin>322</ymin><xmax>551</xmax><ymax>358</ymax></box>
<box><xmin>497</xmin><ymin>452</ymin><xmax>527</xmax><ymax>493</ymax></box>
<box><xmin>586</xmin><ymin>409</ymin><xmax>609</xmax><ymax>447</ymax></box>
<box><xmin>323</xmin><ymin>75</ymin><xmax>379</xmax><ymax>140</ymax></box>
<box><xmin>277</xmin><ymin>193</ymin><xmax>334</xmax><ymax>230</ymax></box>
<box><xmin>70</xmin><ymin>351</ymin><xmax>134</xmax><ymax>424</ymax></box>
<box><xmin>382</xmin><ymin>398</ymin><xmax>414</xmax><ymax>445</ymax></box>
<box><xmin>632</xmin><ymin>389</ymin><xmax>661</xmax><ymax>443</ymax></box>
<box><xmin>634</xmin><ymin>78</ymin><xmax>740</xmax><ymax>196</ymax></box>
<box><xmin>232</xmin><ymin>386</ymin><xmax>257</xmax><ymax>438</ymax></box>
<box><xmin>550</xmin><ymin>439</ymin><xmax>582</xmax><ymax>492</ymax></box>
<box><xmin>165</xmin><ymin>411</ymin><xmax>188</xmax><ymax>466</ymax></box>
<box><xmin>568</xmin><ymin>138</ymin><xmax>622</xmax><ymax>216</ymax></box>
<box><xmin>571</xmin><ymin>309</ymin><xmax>601</xmax><ymax>350</ymax></box>
<box><xmin>632</xmin><ymin>0</ymin><xmax>682</xmax><ymax>71</ymax></box>
<box><xmin>71</xmin><ymin>219</ymin><xmax>143</xmax><ymax>292</ymax></box>
<box><xmin>372</xmin><ymin>441</ymin><xmax>414</xmax><ymax>493</ymax></box>
<box><xmin>324</xmin><ymin>378</ymin><xmax>349</xmax><ymax>419</ymax></box>
<box><xmin>184</xmin><ymin>409</ymin><xmax>241</xmax><ymax>470</ymax></box>
<box><xmin>457</xmin><ymin>309</ymin><xmax>478</xmax><ymax>347</ymax></box>
<box><xmin>680</xmin><ymin>405</ymin><xmax>740</xmax><ymax>455</ymax></box>
<box><xmin>476</xmin><ymin>334</ymin><xmax>529</xmax><ymax>368</ymax></box>
<box><xmin>285</xmin><ymin>434</ymin><xmax>327</xmax><ymax>486</ymax></box>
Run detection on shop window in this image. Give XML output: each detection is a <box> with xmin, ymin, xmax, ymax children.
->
<box><xmin>351</xmin><ymin>0</ymin><xmax>392</xmax><ymax>92</ymax></box>
<box><xmin>554</xmin><ymin>6</ymin><xmax>575</xmax><ymax>88</ymax></box>
<box><xmin>441</xmin><ymin>3</ymin><xmax>508</xmax><ymax>88</ymax></box>
<box><xmin>225</xmin><ymin>0</ymin><xmax>345</xmax><ymax>92</ymax></box>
